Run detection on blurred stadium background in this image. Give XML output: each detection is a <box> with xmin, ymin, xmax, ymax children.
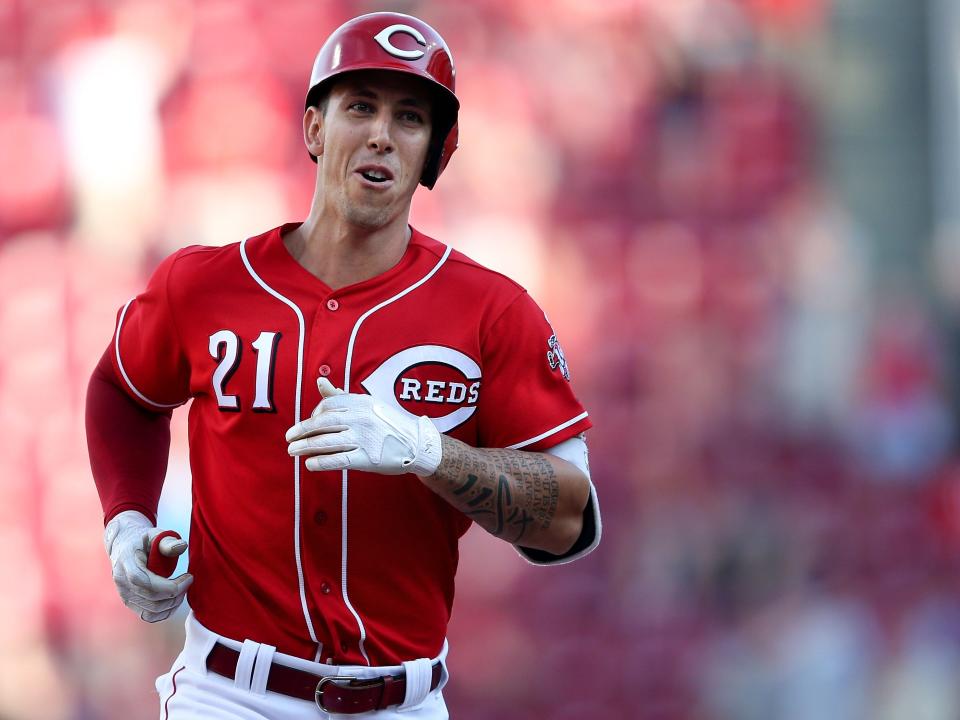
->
<box><xmin>5</xmin><ymin>0</ymin><xmax>960</xmax><ymax>718</ymax></box>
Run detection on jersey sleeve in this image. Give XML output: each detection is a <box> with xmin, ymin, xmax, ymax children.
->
<box><xmin>475</xmin><ymin>290</ymin><xmax>591</xmax><ymax>450</ymax></box>
<box><xmin>110</xmin><ymin>250</ymin><xmax>191</xmax><ymax>410</ymax></box>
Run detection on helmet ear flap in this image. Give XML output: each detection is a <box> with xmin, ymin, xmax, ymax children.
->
<box><xmin>421</xmin><ymin>119</ymin><xmax>458</xmax><ymax>190</ymax></box>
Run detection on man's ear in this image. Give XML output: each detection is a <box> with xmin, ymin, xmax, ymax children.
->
<box><xmin>303</xmin><ymin>106</ymin><xmax>324</xmax><ymax>157</ymax></box>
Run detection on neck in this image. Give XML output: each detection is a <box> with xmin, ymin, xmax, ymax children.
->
<box><xmin>285</xmin><ymin>201</ymin><xmax>412</xmax><ymax>290</ymax></box>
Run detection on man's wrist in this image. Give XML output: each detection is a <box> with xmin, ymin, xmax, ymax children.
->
<box><xmin>107</xmin><ymin>510</ymin><xmax>153</xmax><ymax>531</ymax></box>
<box><xmin>104</xmin><ymin>504</ymin><xmax>157</xmax><ymax>527</ymax></box>
<box><xmin>413</xmin><ymin>415</ymin><xmax>443</xmax><ymax>478</ymax></box>
<box><xmin>104</xmin><ymin>510</ymin><xmax>153</xmax><ymax>555</ymax></box>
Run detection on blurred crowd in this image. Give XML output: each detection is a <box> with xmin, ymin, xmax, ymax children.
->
<box><xmin>4</xmin><ymin>0</ymin><xmax>960</xmax><ymax>719</ymax></box>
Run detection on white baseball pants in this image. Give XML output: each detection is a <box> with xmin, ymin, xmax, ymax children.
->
<box><xmin>156</xmin><ymin>612</ymin><xmax>449</xmax><ymax>719</ymax></box>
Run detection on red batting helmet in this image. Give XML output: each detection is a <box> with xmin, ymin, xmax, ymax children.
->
<box><xmin>305</xmin><ymin>12</ymin><xmax>459</xmax><ymax>190</ymax></box>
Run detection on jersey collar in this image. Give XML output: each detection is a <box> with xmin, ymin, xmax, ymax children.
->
<box><xmin>242</xmin><ymin>222</ymin><xmax>445</xmax><ymax>307</ymax></box>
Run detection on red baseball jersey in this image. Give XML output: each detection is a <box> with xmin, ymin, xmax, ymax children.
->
<box><xmin>109</xmin><ymin>223</ymin><xmax>592</xmax><ymax>665</ymax></box>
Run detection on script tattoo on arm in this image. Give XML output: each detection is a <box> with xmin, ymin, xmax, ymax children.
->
<box><xmin>432</xmin><ymin>439</ymin><xmax>560</xmax><ymax>545</ymax></box>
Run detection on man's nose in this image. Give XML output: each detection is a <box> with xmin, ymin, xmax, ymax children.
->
<box><xmin>367</xmin><ymin>112</ymin><xmax>394</xmax><ymax>153</ymax></box>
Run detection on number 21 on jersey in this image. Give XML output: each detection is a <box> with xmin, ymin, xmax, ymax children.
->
<box><xmin>208</xmin><ymin>330</ymin><xmax>281</xmax><ymax>413</ymax></box>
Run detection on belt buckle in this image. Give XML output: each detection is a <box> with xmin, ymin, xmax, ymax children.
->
<box><xmin>315</xmin><ymin>675</ymin><xmax>358</xmax><ymax>713</ymax></box>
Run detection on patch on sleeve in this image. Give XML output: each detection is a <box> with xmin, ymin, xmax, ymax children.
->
<box><xmin>546</xmin><ymin>334</ymin><xmax>570</xmax><ymax>381</ymax></box>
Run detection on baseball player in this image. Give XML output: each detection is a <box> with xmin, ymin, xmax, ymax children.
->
<box><xmin>86</xmin><ymin>12</ymin><xmax>600</xmax><ymax>719</ymax></box>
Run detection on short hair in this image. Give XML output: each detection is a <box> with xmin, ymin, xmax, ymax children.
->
<box><xmin>312</xmin><ymin>94</ymin><xmax>330</xmax><ymax>118</ymax></box>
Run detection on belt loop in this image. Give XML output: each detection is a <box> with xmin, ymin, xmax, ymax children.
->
<box><xmin>250</xmin><ymin>642</ymin><xmax>276</xmax><ymax>696</ymax></box>
<box><xmin>234</xmin><ymin>639</ymin><xmax>259</xmax><ymax>691</ymax></box>
<box><xmin>397</xmin><ymin>658</ymin><xmax>433</xmax><ymax>711</ymax></box>
<box><xmin>186</xmin><ymin>612</ymin><xmax>219</xmax><ymax>677</ymax></box>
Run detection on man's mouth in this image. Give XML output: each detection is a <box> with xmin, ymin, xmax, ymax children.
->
<box><xmin>356</xmin><ymin>166</ymin><xmax>395</xmax><ymax>184</ymax></box>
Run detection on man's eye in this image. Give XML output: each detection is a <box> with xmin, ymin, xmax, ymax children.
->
<box><xmin>350</xmin><ymin>102</ymin><xmax>372</xmax><ymax>113</ymax></box>
<box><xmin>401</xmin><ymin>111</ymin><xmax>423</xmax><ymax>124</ymax></box>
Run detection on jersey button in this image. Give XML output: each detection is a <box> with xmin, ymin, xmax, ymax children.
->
<box><xmin>318</xmin><ymin>364</ymin><xmax>331</xmax><ymax>377</ymax></box>
<box><xmin>340</xmin><ymin>642</ymin><xmax>350</xmax><ymax>653</ymax></box>
<box><xmin>326</xmin><ymin>298</ymin><xmax>339</xmax><ymax>312</ymax></box>
<box><xmin>321</xmin><ymin>582</ymin><xmax>331</xmax><ymax>594</ymax></box>
<box><xmin>314</xmin><ymin>510</ymin><xmax>327</xmax><ymax>525</ymax></box>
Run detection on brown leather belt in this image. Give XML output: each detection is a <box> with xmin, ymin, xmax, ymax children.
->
<box><xmin>206</xmin><ymin>641</ymin><xmax>443</xmax><ymax>713</ymax></box>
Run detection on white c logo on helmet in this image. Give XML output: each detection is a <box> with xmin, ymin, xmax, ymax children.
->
<box><xmin>373</xmin><ymin>24</ymin><xmax>427</xmax><ymax>60</ymax></box>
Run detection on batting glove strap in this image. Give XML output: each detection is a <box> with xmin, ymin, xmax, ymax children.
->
<box><xmin>411</xmin><ymin>413</ymin><xmax>443</xmax><ymax>478</ymax></box>
<box><xmin>104</xmin><ymin>510</ymin><xmax>153</xmax><ymax>559</ymax></box>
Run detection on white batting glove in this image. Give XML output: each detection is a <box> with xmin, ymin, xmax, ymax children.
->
<box><xmin>103</xmin><ymin>510</ymin><xmax>193</xmax><ymax>623</ymax></box>
<box><xmin>286</xmin><ymin>378</ymin><xmax>442</xmax><ymax>477</ymax></box>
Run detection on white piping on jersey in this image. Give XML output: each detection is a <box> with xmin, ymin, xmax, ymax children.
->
<box><xmin>506</xmin><ymin>411</ymin><xmax>589</xmax><ymax>450</ymax></box>
<box><xmin>239</xmin><ymin>237</ymin><xmax>320</xmax><ymax>650</ymax></box>
<box><xmin>342</xmin><ymin>245</ymin><xmax>453</xmax><ymax>391</ymax></box>
<box><xmin>340</xmin><ymin>243</ymin><xmax>453</xmax><ymax>666</ymax></box>
<box><xmin>114</xmin><ymin>298</ymin><xmax>184</xmax><ymax>409</ymax></box>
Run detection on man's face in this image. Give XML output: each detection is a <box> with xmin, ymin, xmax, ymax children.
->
<box><xmin>308</xmin><ymin>70</ymin><xmax>434</xmax><ymax>230</ymax></box>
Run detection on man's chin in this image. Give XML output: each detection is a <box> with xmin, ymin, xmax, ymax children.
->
<box><xmin>340</xmin><ymin>195</ymin><xmax>400</xmax><ymax>231</ymax></box>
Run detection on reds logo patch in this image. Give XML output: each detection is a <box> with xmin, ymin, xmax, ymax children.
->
<box><xmin>361</xmin><ymin>346</ymin><xmax>481</xmax><ymax>432</ymax></box>
<box><xmin>547</xmin><ymin>334</ymin><xmax>570</xmax><ymax>381</ymax></box>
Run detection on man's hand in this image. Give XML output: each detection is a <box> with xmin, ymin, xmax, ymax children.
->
<box><xmin>103</xmin><ymin>510</ymin><xmax>192</xmax><ymax>622</ymax></box>
<box><xmin>286</xmin><ymin>378</ymin><xmax>442</xmax><ymax>477</ymax></box>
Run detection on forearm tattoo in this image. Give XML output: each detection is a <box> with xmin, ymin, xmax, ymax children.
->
<box><xmin>434</xmin><ymin>438</ymin><xmax>560</xmax><ymax>545</ymax></box>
